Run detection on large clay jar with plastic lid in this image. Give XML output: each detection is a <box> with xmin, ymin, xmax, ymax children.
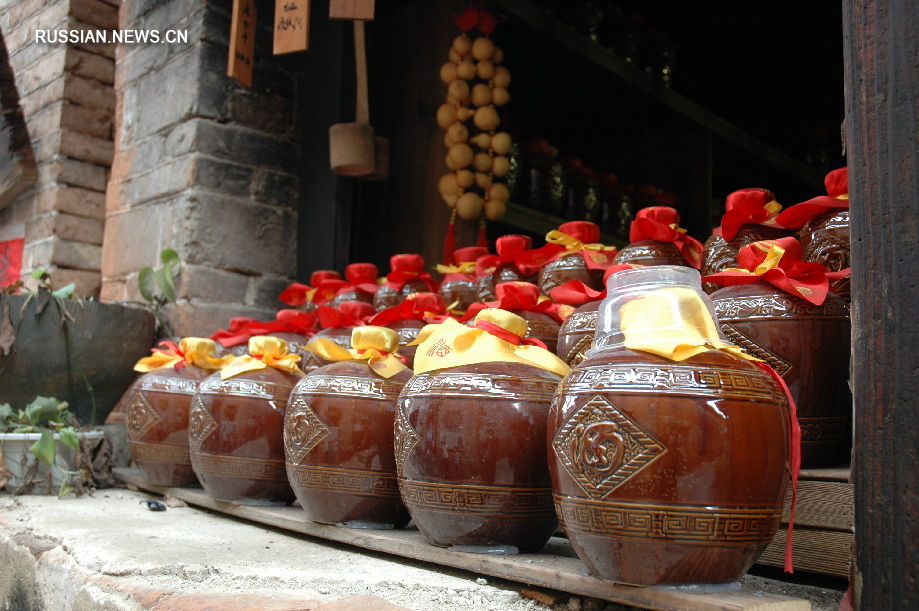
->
<box><xmin>127</xmin><ymin>339</ymin><xmax>225</xmax><ymax>487</ymax></box>
<box><xmin>190</xmin><ymin>337</ymin><xmax>302</xmax><ymax>505</ymax></box>
<box><xmin>556</xmin><ymin>300</ymin><xmax>601</xmax><ymax>367</ymax></box>
<box><xmin>374</xmin><ymin>254</ymin><xmax>438</xmax><ymax>311</ymax></box>
<box><xmin>329</xmin><ymin>263</ymin><xmax>379</xmax><ymax>308</ymax></box>
<box><xmin>396</xmin><ymin>310</ymin><xmax>570</xmax><ymax>552</ymax></box>
<box><xmin>438</xmin><ymin>246</ymin><xmax>488</xmax><ymax>314</ymax></box>
<box><xmin>614</xmin><ymin>206</ymin><xmax>703</xmax><ymax>269</ymax></box>
<box><xmin>710</xmin><ymin>281</ymin><xmax>850</xmax><ymax>467</ymax></box>
<box><xmin>549</xmin><ymin>267</ymin><xmax>789</xmax><ymax>585</ymax></box>
<box><xmin>285</xmin><ymin>327</ymin><xmax>413</xmax><ymax>528</ymax></box>
<box><xmin>539</xmin><ymin>221</ymin><xmax>612</xmax><ymax>295</ymax></box>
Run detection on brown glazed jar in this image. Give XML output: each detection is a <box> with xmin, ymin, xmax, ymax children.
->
<box><xmin>520</xmin><ymin>311</ymin><xmax>560</xmax><ymax>354</ymax></box>
<box><xmin>614</xmin><ymin>239</ymin><xmax>686</xmax><ymax>266</ymax></box>
<box><xmin>285</xmin><ymin>359</ymin><xmax>413</xmax><ymax>528</ymax></box>
<box><xmin>798</xmin><ymin>210</ymin><xmax>850</xmax><ymax>299</ymax></box>
<box><xmin>702</xmin><ymin>225</ymin><xmax>791</xmax><ymax>293</ymax></box>
<box><xmin>538</xmin><ymin>221</ymin><xmax>607</xmax><ymax>295</ymax></box>
<box><xmin>477</xmin><ymin>266</ymin><xmax>536</xmax><ymax>302</ymax></box>
<box><xmin>373</xmin><ymin>254</ymin><xmax>437</xmax><ymax>311</ymax></box>
<box><xmin>549</xmin><ymin>267</ymin><xmax>789</xmax><ymax>585</ymax></box>
<box><xmin>439</xmin><ymin>246</ymin><xmax>488</xmax><ymax>313</ymax></box>
<box><xmin>396</xmin><ymin>361</ymin><xmax>561</xmax><ymax>552</ymax></box>
<box><xmin>555</xmin><ymin>300</ymin><xmax>601</xmax><ymax>367</ymax></box>
<box><xmin>329</xmin><ymin>263</ymin><xmax>379</xmax><ymax>308</ymax></box>
<box><xmin>127</xmin><ymin>365</ymin><xmax>208</xmax><ymax>487</ymax></box>
<box><xmin>475</xmin><ymin>235</ymin><xmax>541</xmax><ymax>302</ymax></box>
<box><xmin>385</xmin><ymin>319</ymin><xmax>425</xmax><ymax>369</ymax></box>
<box><xmin>190</xmin><ymin>343</ymin><xmax>300</xmax><ymax>505</ymax></box>
<box><xmin>711</xmin><ymin>282</ymin><xmax>851</xmax><ymax>467</ymax></box>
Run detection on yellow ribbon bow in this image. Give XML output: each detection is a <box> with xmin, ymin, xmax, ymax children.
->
<box><xmin>620</xmin><ymin>287</ymin><xmax>758</xmax><ymax>362</ymax></box>
<box><xmin>305</xmin><ymin>326</ymin><xmax>407</xmax><ymax>378</ymax></box>
<box><xmin>545</xmin><ymin>229</ymin><xmax>616</xmax><ymax>253</ymax></box>
<box><xmin>221</xmin><ymin>336</ymin><xmax>304</xmax><ymax>379</ymax></box>
<box><xmin>410</xmin><ymin>308</ymin><xmax>571</xmax><ymax>377</ymax></box>
<box><xmin>435</xmin><ymin>261</ymin><xmax>477</xmax><ymax>274</ymax></box>
<box><xmin>723</xmin><ymin>241</ymin><xmax>786</xmax><ymax>276</ymax></box>
<box><xmin>134</xmin><ymin>338</ymin><xmax>228</xmax><ymax>372</ymax></box>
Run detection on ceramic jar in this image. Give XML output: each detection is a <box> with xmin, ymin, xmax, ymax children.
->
<box><xmin>127</xmin><ymin>366</ymin><xmax>208</xmax><ymax>487</ymax></box>
<box><xmin>396</xmin><ymin>361</ymin><xmax>561</xmax><ymax>552</ymax></box>
<box><xmin>520</xmin><ymin>311</ymin><xmax>560</xmax><ymax>354</ymax></box>
<box><xmin>549</xmin><ymin>267</ymin><xmax>789</xmax><ymax>585</ymax></box>
<box><xmin>384</xmin><ymin>319</ymin><xmax>425</xmax><ymax>369</ymax></box>
<box><xmin>798</xmin><ymin>210</ymin><xmax>850</xmax><ymax>299</ymax></box>
<box><xmin>555</xmin><ymin>300</ymin><xmax>601</xmax><ymax>367</ymax></box>
<box><xmin>711</xmin><ymin>282</ymin><xmax>851</xmax><ymax>467</ymax></box>
<box><xmin>539</xmin><ymin>221</ymin><xmax>607</xmax><ymax>296</ymax></box>
<box><xmin>285</xmin><ymin>360</ymin><xmax>413</xmax><ymax>528</ymax></box>
<box><xmin>702</xmin><ymin>225</ymin><xmax>791</xmax><ymax>293</ymax></box>
<box><xmin>476</xmin><ymin>235</ymin><xmax>539</xmax><ymax>302</ymax></box>
<box><xmin>374</xmin><ymin>254</ymin><xmax>436</xmax><ymax>311</ymax></box>
<box><xmin>614</xmin><ymin>239</ymin><xmax>686</xmax><ymax>266</ymax></box>
<box><xmin>190</xmin><ymin>358</ymin><xmax>299</xmax><ymax>505</ymax></box>
<box><xmin>439</xmin><ymin>246</ymin><xmax>488</xmax><ymax>313</ymax></box>
<box><xmin>330</xmin><ymin>263</ymin><xmax>379</xmax><ymax>308</ymax></box>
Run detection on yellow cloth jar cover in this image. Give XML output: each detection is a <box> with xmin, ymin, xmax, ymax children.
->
<box><xmin>134</xmin><ymin>337</ymin><xmax>228</xmax><ymax>372</ymax></box>
<box><xmin>410</xmin><ymin>308</ymin><xmax>570</xmax><ymax>377</ymax></box>
<box><xmin>619</xmin><ymin>287</ymin><xmax>757</xmax><ymax>362</ymax></box>
<box><xmin>305</xmin><ymin>325</ymin><xmax>407</xmax><ymax>379</ymax></box>
<box><xmin>221</xmin><ymin>336</ymin><xmax>304</xmax><ymax>379</ymax></box>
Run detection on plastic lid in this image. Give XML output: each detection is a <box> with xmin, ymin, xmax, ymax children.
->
<box><xmin>591</xmin><ymin>265</ymin><xmax>725</xmax><ymax>354</ymax></box>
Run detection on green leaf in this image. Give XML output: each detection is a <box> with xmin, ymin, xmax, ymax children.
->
<box><xmin>58</xmin><ymin>427</ymin><xmax>80</xmax><ymax>450</ymax></box>
<box><xmin>25</xmin><ymin>396</ymin><xmax>66</xmax><ymax>425</ymax></box>
<box><xmin>29</xmin><ymin>430</ymin><xmax>56</xmax><ymax>465</ymax></box>
<box><xmin>138</xmin><ymin>267</ymin><xmax>155</xmax><ymax>302</ymax></box>
<box><xmin>30</xmin><ymin>269</ymin><xmax>48</xmax><ymax>280</ymax></box>
<box><xmin>52</xmin><ymin>283</ymin><xmax>76</xmax><ymax>299</ymax></box>
<box><xmin>58</xmin><ymin>477</ymin><xmax>73</xmax><ymax>498</ymax></box>
<box><xmin>0</xmin><ymin>403</ymin><xmax>12</xmax><ymax>422</ymax></box>
<box><xmin>160</xmin><ymin>248</ymin><xmax>180</xmax><ymax>272</ymax></box>
<box><xmin>12</xmin><ymin>426</ymin><xmax>35</xmax><ymax>434</ymax></box>
<box><xmin>154</xmin><ymin>266</ymin><xmax>176</xmax><ymax>303</ymax></box>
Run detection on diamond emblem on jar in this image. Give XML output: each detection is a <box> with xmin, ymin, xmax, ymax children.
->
<box><xmin>126</xmin><ymin>389</ymin><xmax>160</xmax><ymax>441</ymax></box>
<box><xmin>188</xmin><ymin>394</ymin><xmax>218</xmax><ymax>451</ymax></box>
<box><xmin>553</xmin><ymin>395</ymin><xmax>666</xmax><ymax>499</ymax></box>
<box><xmin>284</xmin><ymin>395</ymin><xmax>331</xmax><ymax>464</ymax></box>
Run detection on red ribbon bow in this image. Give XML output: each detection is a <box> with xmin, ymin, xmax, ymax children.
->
<box><xmin>315</xmin><ymin>301</ymin><xmax>377</xmax><ymax>329</ymax></box>
<box><xmin>474</xmin><ymin>320</ymin><xmax>547</xmax><ymax>349</ymax></box>
<box><xmin>211</xmin><ymin>309</ymin><xmax>317</xmax><ymax>348</ymax></box>
<box><xmin>335</xmin><ymin>263</ymin><xmax>380</xmax><ymax>296</ymax></box>
<box><xmin>714</xmin><ymin>188</ymin><xmax>781</xmax><ymax>241</ymax></box>
<box><xmin>628</xmin><ymin>206</ymin><xmax>704</xmax><ymax>269</ymax></box>
<box><xmin>383</xmin><ymin>254</ymin><xmax>439</xmax><ymax>292</ymax></box>
<box><xmin>452</xmin><ymin>7</ymin><xmax>502</xmax><ymax>34</ymax></box>
<box><xmin>548</xmin><ymin>264</ymin><xmax>639</xmax><ymax>306</ymax></box>
<box><xmin>775</xmin><ymin>167</ymin><xmax>849</xmax><ymax>230</ymax></box>
<box><xmin>475</xmin><ymin>234</ymin><xmax>564</xmax><ymax>278</ymax></box>
<box><xmin>278</xmin><ymin>270</ymin><xmax>344</xmax><ymax>307</ymax></box>
<box><xmin>461</xmin><ymin>282</ymin><xmax>562</xmax><ymax>323</ymax></box>
<box><xmin>368</xmin><ymin>292</ymin><xmax>449</xmax><ymax>327</ymax></box>
<box><xmin>702</xmin><ymin>237</ymin><xmax>851</xmax><ymax>305</ymax></box>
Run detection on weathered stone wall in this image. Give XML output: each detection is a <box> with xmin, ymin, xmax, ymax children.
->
<box><xmin>0</xmin><ymin>0</ymin><xmax>117</xmax><ymax>297</ymax></box>
<box><xmin>102</xmin><ymin>0</ymin><xmax>301</xmax><ymax>336</ymax></box>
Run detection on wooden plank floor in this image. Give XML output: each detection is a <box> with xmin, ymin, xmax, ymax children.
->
<box><xmin>115</xmin><ymin>468</ymin><xmax>811</xmax><ymax>611</ymax></box>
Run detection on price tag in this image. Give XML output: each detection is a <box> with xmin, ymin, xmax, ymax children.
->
<box><xmin>228</xmin><ymin>0</ymin><xmax>256</xmax><ymax>87</ymax></box>
<box><xmin>274</xmin><ymin>0</ymin><xmax>310</xmax><ymax>55</ymax></box>
<box><xmin>329</xmin><ymin>0</ymin><xmax>374</xmax><ymax>20</ymax></box>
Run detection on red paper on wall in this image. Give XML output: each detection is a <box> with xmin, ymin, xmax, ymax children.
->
<box><xmin>0</xmin><ymin>238</ymin><xmax>23</xmax><ymax>287</ymax></box>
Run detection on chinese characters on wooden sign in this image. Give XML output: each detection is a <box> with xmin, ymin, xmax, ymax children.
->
<box><xmin>274</xmin><ymin>0</ymin><xmax>310</xmax><ymax>54</ymax></box>
<box><xmin>228</xmin><ymin>0</ymin><xmax>256</xmax><ymax>87</ymax></box>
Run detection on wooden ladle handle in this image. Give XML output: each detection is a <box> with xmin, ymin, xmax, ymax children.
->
<box><xmin>354</xmin><ymin>20</ymin><xmax>369</xmax><ymax>124</ymax></box>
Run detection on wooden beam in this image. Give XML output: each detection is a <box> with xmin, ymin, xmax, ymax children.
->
<box><xmin>843</xmin><ymin>0</ymin><xmax>919</xmax><ymax>607</ymax></box>
<box><xmin>117</xmin><ymin>468</ymin><xmax>811</xmax><ymax>610</ymax></box>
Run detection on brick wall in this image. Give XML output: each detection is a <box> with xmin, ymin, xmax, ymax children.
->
<box><xmin>102</xmin><ymin>0</ymin><xmax>301</xmax><ymax>336</ymax></box>
<box><xmin>0</xmin><ymin>0</ymin><xmax>118</xmax><ymax>296</ymax></box>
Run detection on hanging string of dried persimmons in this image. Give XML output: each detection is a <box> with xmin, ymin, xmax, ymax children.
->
<box><xmin>438</xmin><ymin>5</ymin><xmax>511</xmax><ymax>264</ymax></box>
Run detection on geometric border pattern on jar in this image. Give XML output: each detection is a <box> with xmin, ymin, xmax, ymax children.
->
<box><xmin>190</xmin><ymin>451</ymin><xmax>288</xmax><ymax>481</ymax></box>
<box><xmin>554</xmin><ymin>495</ymin><xmax>782</xmax><ymax>544</ymax></box>
<box><xmin>403</xmin><ymin>372</ymin><xmax>560</xmax><ymax>402</ymax></box>
<box><xmin>138</xmin><ymin>375</ymin><xmax>200</xmax><ymax>395</ymax></box>
<box><xmin>713</xmin><ymin>294</ymin><xmax>849</xmax><ymax>320</ymax></box>
<box><xmin>197</xmin><ymin>377</ymin><xmax>290</xmax><ymax>400</ymax></box>
<box><xmin>562</xmin><ymin>363</ymin><xmax>781</xmax><ymax>402</ymax></box>
<box><xmin>398</xmin><ymin>478</ymin><xmax>554</xmax><ymax>517</ymax></box>
<box><xmin>286</xmin><ymin>464</ymin><xmax>400</xmax><ymax>499</ymax></box>
<box><xmin>297</xmin><ymin>374</ymin><xmax>405</xmax><ymax>400</ymax></box>
<box><xmin>128</xmin><ymin>440</ymin><xmax>191</xmax><ymax>465</ymax></box>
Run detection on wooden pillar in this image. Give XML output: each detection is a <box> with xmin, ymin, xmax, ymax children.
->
<box><xmin>843</xmin><ymin>1</ymin><xmax>919</xmax><ymax>607</ymax></box>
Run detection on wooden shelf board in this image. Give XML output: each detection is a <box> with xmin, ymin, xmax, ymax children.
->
<box><xmin>491</xmin><ymin>0</ymin><xmax>824</xmax><ymax>189</ymax></box>
<box><xmin>759</xmin><ymin>528</ymin><xmax>852</xmax><ymax>578</ymax></box>
<box><xmin>116</xmin><ymin>468</ymin><xmax>811</xmax><ymax>611</ymax></box>
<box><xmin>781</xmin><ymin>479</ymin><xmax>854</xmax><ymax>532</ymax></box>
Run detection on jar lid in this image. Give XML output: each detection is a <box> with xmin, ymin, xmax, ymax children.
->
<box><xmin>592</xmin><ymin>266</ymin><xmax>726</xmax><ymax>357</ymax></box>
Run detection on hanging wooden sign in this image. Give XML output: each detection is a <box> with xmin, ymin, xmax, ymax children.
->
<box><xmin>329</xmin><ymin>0</ymin><xmax>374</xmax><ymax>21</ymax></box>
<box><xmin>273</xmin><ymin>0</ymin><xmax>310</xmax><ymax>54</ymax></box>
<box><xmin>228</xmin><ymin>0</ymin><xmax>256</xmax><ymax>87</ymax></box>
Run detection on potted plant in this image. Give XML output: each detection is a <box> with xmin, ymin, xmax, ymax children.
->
<box><xmin>0</xmin><ymin>249</ymin><xmax>180</xmax><ymax>425</ymax></box>
<box><xmin>0</xmin><ymin>396</ymin><xmax>104</xmax><ymax>496</ymax></box>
